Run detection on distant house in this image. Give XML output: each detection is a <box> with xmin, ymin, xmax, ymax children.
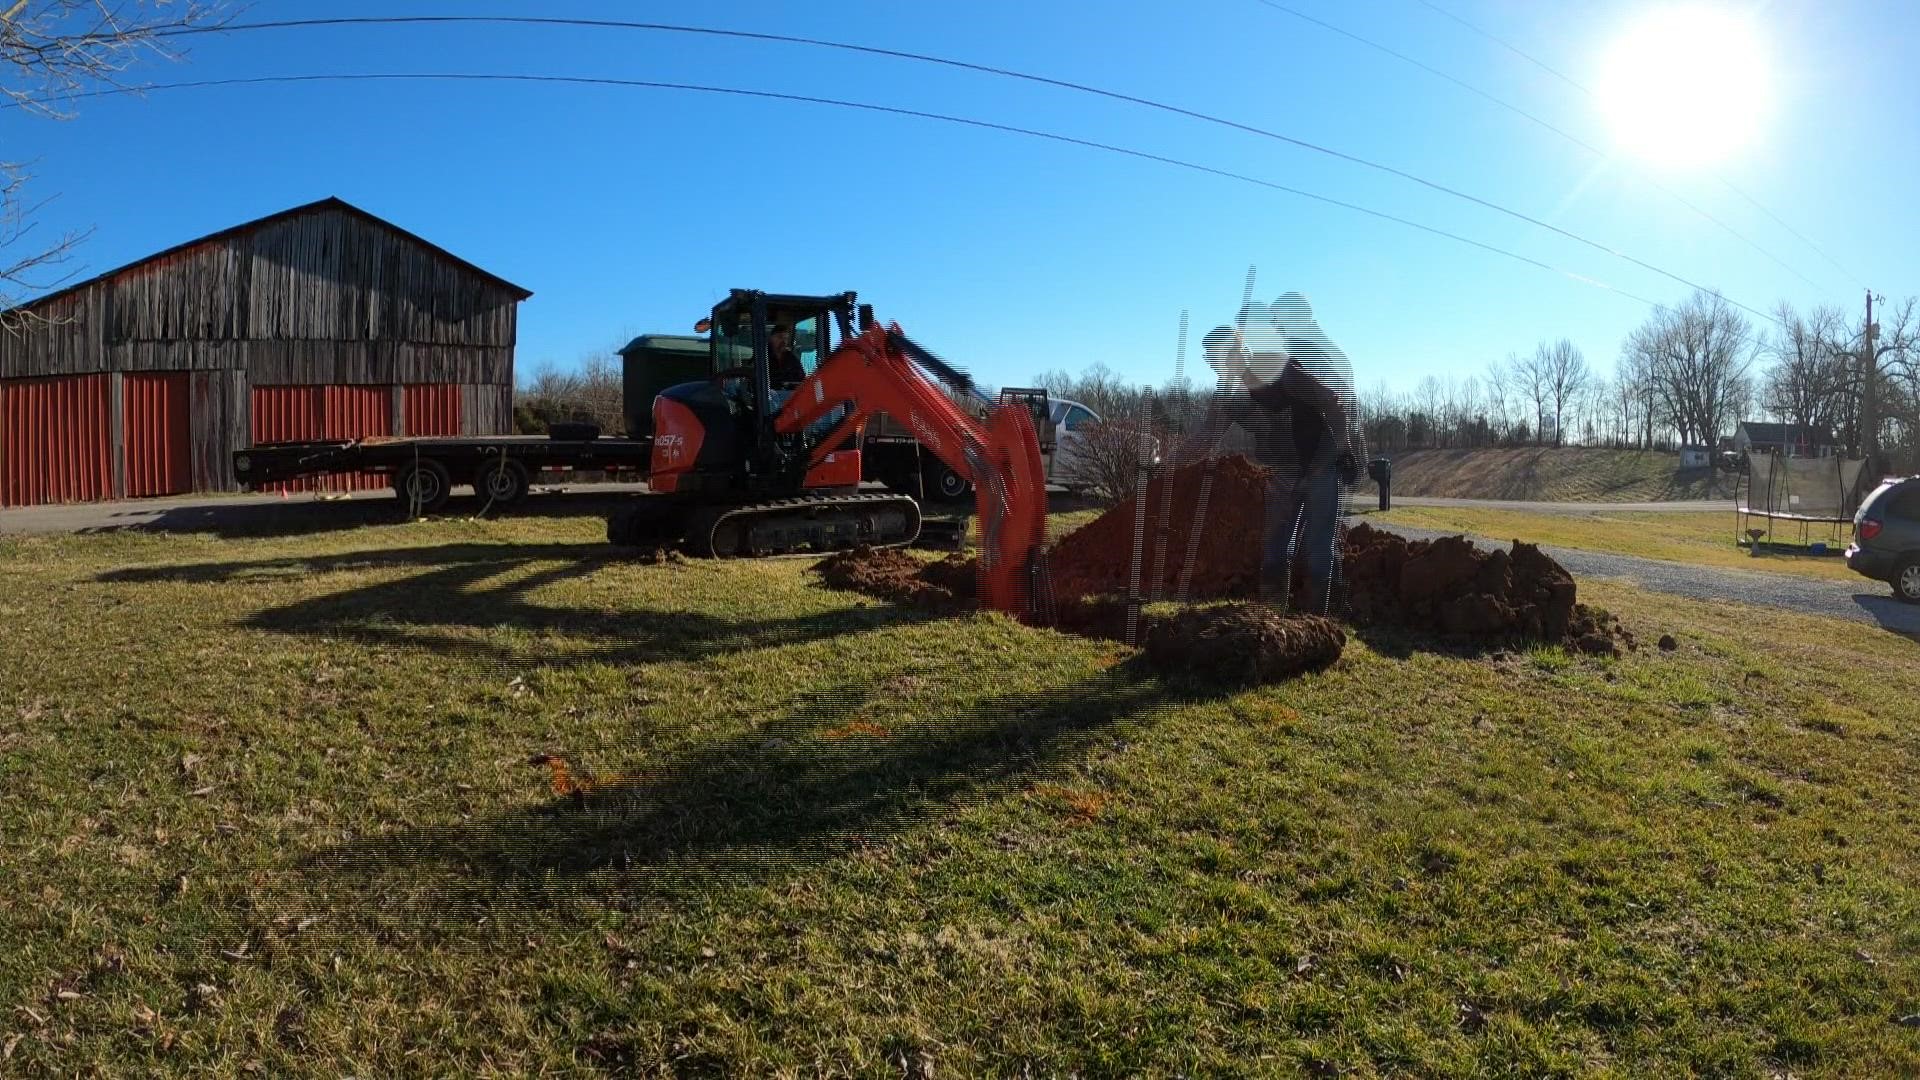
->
<box><xmin>1734</xmin><ymin>421</ymin><xmax>1839</xmax><ymax>459</ymax></box>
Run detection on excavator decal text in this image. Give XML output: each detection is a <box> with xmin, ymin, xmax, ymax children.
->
<box><xmin>908</xmin><ymin>411</ymin><xmax>942</xmax><ymax>453</ymax></box>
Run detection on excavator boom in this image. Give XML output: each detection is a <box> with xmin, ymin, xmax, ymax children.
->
<box><xmin>775</xmin><ymin>323</ymin><xmax>1050</xmax><ymax>618</ymax></box>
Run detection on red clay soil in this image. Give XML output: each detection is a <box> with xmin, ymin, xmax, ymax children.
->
<box><xmin>1143</xmin><ymin>605</ymin><xmax>1346</xmax><ymax>684</ymax></box>
<box><xmin>1047</xmin><ymin>455</ymin><xmax>1269</xmax><ymax>603</ymax></box>
<box><xmin>1344</xmin><ymin>523</ymin><xmax>1633</xmax><ymax>655</ymax></box>
<box><xmin>814</xmin><ymin>547</ymin><xmax>976</xmax><ymax>608</ymax></box>
<box><xmin>814</xmin><ymin>546</ymin><xmax>959</xmax><ymax>608</ymax></box>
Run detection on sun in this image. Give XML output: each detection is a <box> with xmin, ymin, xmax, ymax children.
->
<box><xmin>1595</xmin><ymin>6</ymin><xmax>1772</xmax><ymax>168</ymax></box>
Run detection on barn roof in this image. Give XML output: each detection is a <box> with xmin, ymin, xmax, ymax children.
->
<box><xmin>4</xmin><ymin>196</ymin><xmax>533</xmax><ymax>314</ymax></box>
<box><xmin>1738</xmin><ymin>421</ymin><xmax>1838</xmax><ymax>447</ymax></box>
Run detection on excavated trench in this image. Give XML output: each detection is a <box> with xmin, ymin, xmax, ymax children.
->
<box><xmin>814</xmin><ymin>455</ymin><xmax>1633</xmax><ymax>684</ymax></box>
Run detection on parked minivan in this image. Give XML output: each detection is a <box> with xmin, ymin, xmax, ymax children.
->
<box><xmin>1047</xmin><ymin>398</ymin><xmax>1103</xmax><ymax>491</ymax></box>
<box><xmin>1847</xmin><ymin>476</ymin><xmax>1920</xmax><ymax>602</ymax></box>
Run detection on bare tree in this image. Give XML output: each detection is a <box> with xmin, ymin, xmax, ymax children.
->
<box><xmin>1360</xmin><ymin>380</ymin><xmax>1406</xmax><ymax>454</ymax></box>
<box><xmin>516</xmin><ymin>351</ymin><xmax>626</xmax><ymax>434</ymax></box>
<box><xmin>1483</xmin><ymin>359</ymin><xmax>1511</xmax><ymax>440</ymax></box>
<box><xmin>1513</xmin><ymin>350</ymin><xmax>1549</xmax><ymax>446</ymax></box>
<box><xmin>1616</xmin><ymin>346</ymin><xmax>1661</xmax><ymax>449</ymax></box>
<box><xmin>2</xmin><ymin>1</ymin><xmax>221</xmax><ymax>311</ymax></box>
<box><xmin>1456</xmin><ymin>375</ymin><xmax>1481</xmax><ymax>429</ymax></box>
<box><xmin>1828</xmin><ymin>297</ymin><xmax>1919</xmax><ymax>471</ymax></box>
<box><xmin>1624</xmin><ymin>290</ymin><xmax>1755</xmax><ymax>449</ymax></box>
<box><xmin>1610</xmin><ymin>365</ymin><xmax>1639</xmax><ymax>448</ymax></box>
<box><xmin>1575</xmin><ymin>376</ymin><xmax>1608</xmax><ymax>446</ymax></box>
<box><xmin>1531</xmin><ymin>338</ymin><xmax>1589</xmax><ymax>447</ymax></box>
<box><xmin>1761</xmin><ymin>302</ymin><xmax>1850</xmax><ymax>440</ymax></box>
<box><xmin>1414</xmin><ymin>375</ymin><xmax>1444</xmax><ymax>448</ymax></box>
<box><xmin>1035</xmin><ymin>361</ymin><xmax>1143</xmax><ymax>422</ymax></box>
<box><xmin>1054</xmin><ymin>414</ymin><xmax>1168</xmax><ymax>504</ymax></box>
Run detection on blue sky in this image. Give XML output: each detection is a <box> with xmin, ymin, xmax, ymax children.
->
<box><xmin>8</xmin><ymin>0</ymin><xmax>1914</xmax><ymax>395</ymax></box>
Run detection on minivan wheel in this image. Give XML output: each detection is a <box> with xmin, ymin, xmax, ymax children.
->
<box><xmin>1895</xmin><ymin>558</ymin><xmax>1920</xmax><ymax>604</ymax></box>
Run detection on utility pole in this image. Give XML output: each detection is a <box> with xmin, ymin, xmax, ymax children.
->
<box><xmin>1860</xmin><ymin>289</ymin><xmax>1882</xmax><ymax>477</ymax></box>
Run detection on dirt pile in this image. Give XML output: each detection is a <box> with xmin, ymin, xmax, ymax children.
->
<box><xmin>1019</xmin><ymin>595</ymin><xmax>1345</xmax><ymax>685</ymax></box>
<box><xmin>1344</xmin><ymin>523</ymin><xmax>1632</xmax><ymax>655</ymax></box>
<box><xmin>1046</xmin><ymin>455</ymin><xmax>1269</xmax><ymax>602</ymax></box>
<box><xmin>813</xmin><ymin>547</ymin><xmax>974</xmax><ymax>608</ymax></box>
<box><xmin>1143</xmin><ymin>605</ymin><xmax>1346</xmax><ymax>684</ymax></box>
<box><xmin>915</xmin><ymin>551</ymin><xmax>978</xmax><ymax>600</ymax></box>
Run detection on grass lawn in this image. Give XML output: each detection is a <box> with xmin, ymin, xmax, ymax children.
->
<box><xmin>1373</xmin><ymin>505</ymin><xmax>1863</xmax><ymax>582</ymax></box>
<box><xmin>2</xmin><ymin>510</ymin><xmax>1917</xmax><ymax>1076</ymax></box>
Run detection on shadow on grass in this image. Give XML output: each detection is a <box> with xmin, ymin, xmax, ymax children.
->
<box><xmin>100</xmin><ymin>542</ymin><xmax>948</xmax><ymax>667</ymax></box>
<box><xmin>296</xmin><ymin>660</ymin><xmax>1207</xmax><ymax>921</ymax></box>
<box><xmin>1345</xmin><ymin>622</ymin><xmax>1517</xmax><ymax>661</ymax></box>
<box><xmin>81</xmin><ymin>488</ymin><xmax>641</xmax><ymax>540</ymax></box>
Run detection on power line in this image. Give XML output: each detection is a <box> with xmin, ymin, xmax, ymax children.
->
<box><xmin>142</xmin><ymin>15</ymin><xmax>1776</xmax><ymax>320</ymax></box>
<box><xmin>1403</xmin><ymin>0</ymin><xmax>1866</xmax><ymax>289</ymax></box>
<box><xmin>1405</xmin><ymin>0</ymin><xmax>1589</xmax><ymax>94</ymax></box>
<box><xmin>15</xmin><ymin>71</ymin><xmax>1670</xmax><ymax>311</ymax></box>
<box><xmin>1250</xmin><ymin>0</ymin><xmax>1830</xmax><ymax>295</ymax></box>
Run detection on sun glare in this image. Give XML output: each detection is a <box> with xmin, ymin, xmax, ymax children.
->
<box><xmin>1596</xmin><ymin>6</ymin><xmax>1772</xmax><ymax>168</ymax></box>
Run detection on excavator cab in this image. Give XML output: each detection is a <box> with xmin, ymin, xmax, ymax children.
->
<box><xmin>653</xmin><ymin>290</ymin><xmax>864</xmax><ymax>495</ymax></box>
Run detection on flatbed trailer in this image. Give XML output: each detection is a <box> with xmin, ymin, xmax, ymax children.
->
<box><xmin>233</xmin><ymin>433</ymin><xmax>655</xmax><ymax>513</ymax></box>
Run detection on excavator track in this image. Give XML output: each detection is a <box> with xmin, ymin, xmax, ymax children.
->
<box><xmin>683</xmin><ymin>492</ymin><xmax>922</xmax><ymax>558</ymax></box>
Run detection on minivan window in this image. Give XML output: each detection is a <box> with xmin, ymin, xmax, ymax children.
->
<box><xmin>1887</xmin><ymin>484</ymin><xmax>1920</xmax><ymax>518</ymax></box>
<box><xmin>1064</xmin><ymin>406</ymin><xmax>1098</xmax><ymax>431</ymax></box>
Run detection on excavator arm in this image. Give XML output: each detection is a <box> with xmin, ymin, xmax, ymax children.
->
<box><xmin>774</xmin><ymin>323</ymin><xmax>1050</xmax><ymax>619</ymax></box>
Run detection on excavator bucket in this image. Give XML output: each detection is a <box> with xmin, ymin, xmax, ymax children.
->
<box><xmin>974</xmin><ymin>402</ymin><xmax>1050</xmax><ymax>618</ymax></box>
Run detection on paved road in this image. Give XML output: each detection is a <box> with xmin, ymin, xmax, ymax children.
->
<box><xmin>1373</xmin><ymin>521</ymin><xmax>1920</xmax><ymax>637</ymax></box>
<box><xmin>1386</xmin><ymin>496</ymin><xmax>1727</xmax><ymax>514</ymax></box>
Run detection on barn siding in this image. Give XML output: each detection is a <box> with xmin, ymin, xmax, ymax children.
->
<box><xmin>123</xmin><ymin>372</ymin><xmax>192</xmax><ymax>498</ymax></box>
<box><xmin>189</xmin><ymin>369</ymin><xmax>249</xmax><ymax>493</ymax></box>
<box><xmin>108</xmin><ymin>371</ymin><xmax>125</xmax><ymax>499</ymax></box>
<box><xmin>0</xmin><ymin>374</ymin><xmax>113</xmax><ymax>506</ymax></box>
<box><xmin>0</xmin><ymin>203</ymin><xmax>521</xmax><ymax>386</ymax></box>
<box><xmin>404</xmin><ymin>384</ymin><xmax>461</xmax><ymax>436</ymax></box>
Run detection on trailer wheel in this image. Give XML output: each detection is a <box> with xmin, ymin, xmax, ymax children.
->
<box><xmin>474</xmin><ymin>458</ymin><xmax>531</xmax><ymax>509</ymax></box>
<box><xmin>395</xmin><ymin>459</ymin><xmax>452</xmax><ymax>516</ymax></box>
<box><xmin>925</xmin><ymin>461</ymin><xmax>972</xmax><ymax>503</ymax></box>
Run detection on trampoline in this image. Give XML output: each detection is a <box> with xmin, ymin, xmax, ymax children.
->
<box><xmin>1733</xmin><ymin>449</ymin><xmax>1865</xmax><ymax>550</ymax></box>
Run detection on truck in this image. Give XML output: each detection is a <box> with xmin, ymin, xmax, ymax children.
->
<box><xmin>231</xmin><ymin>289</ymin><xmax>1062</xmax><ymax>514</ymax></box>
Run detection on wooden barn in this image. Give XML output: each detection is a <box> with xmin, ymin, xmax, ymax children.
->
<box><xmin>0</xmin><ymin>197</ymin><xmax>531</xmax><ymax>506</ymax></box>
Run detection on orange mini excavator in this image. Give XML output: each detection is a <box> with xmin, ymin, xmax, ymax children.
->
<box><xmin>606</xmin><ymin>289</ymin><xmax>1051</xmax><ymax>617</ymax></box>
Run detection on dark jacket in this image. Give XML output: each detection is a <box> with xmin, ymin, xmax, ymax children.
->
<box><xmin>1196</xmin><ymin>357</ymin><xmax>1354</xmax><ymax>474</ymax></box>
<box><xmin>770</xmin><ymin>346</ymin><xmax>807</xmax><ymax>387</ymax></box>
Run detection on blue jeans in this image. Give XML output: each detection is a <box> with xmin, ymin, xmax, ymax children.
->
<box><xmin>1262</xmin><ymin>464</ymin><xmax>1340</xmax><ymax>613</ymax></box>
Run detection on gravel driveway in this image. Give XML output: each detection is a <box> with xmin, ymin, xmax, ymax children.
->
<box><xmin>1373</xmin><ymin>522</ymin><xmax>1920</xmax><ymax>637</ymax></box>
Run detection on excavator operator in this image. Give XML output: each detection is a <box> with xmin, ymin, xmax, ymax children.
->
<box><xmin>768</xmin><ymin>323</ymin><xmax>807</xmax><ymax>388</ymax></box>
